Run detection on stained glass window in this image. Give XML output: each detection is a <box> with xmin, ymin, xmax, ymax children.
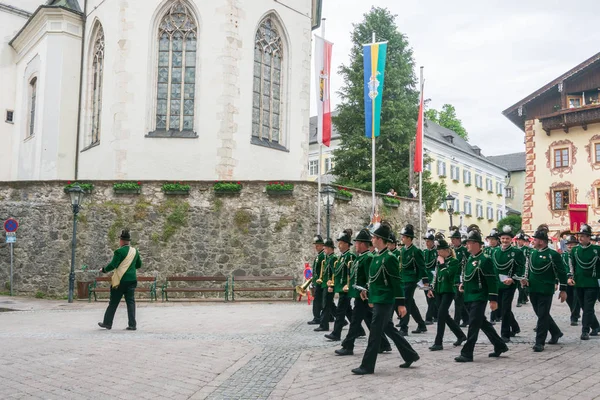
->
<box><xmin>90</xmin><ymin>25</ymin><xmax>104</xmax><ymax>144</ymax></box>
<box><xmin>156</xmin><ymin>1</ymin><xmax>197</xmax><ymax>132</ymax></box>
<box><xmin>253</xmin><ymin>16</ymin><xmax>283</xmax><ymax>143</ymax></box>
<box><xmin>28</xmin><ymin>77</ymin><xmax>37</xmax><ymax>137</ymax></box>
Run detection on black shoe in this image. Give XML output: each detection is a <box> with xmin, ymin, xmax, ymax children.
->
<box><xmin>335</xmin><ymin>348</ymin><xmax>354</xmax><ymax>356</ymax></box>
<box><xmin>510</xmin><ymin>329</ymin><xmax>520</xmax><ymax>337</ymax></box>
<box><xmin>532</xmin><ymin>344</ymin><xmax>544</xmax><ymax>352</ymax></box>
<box><xmin>411</xmin><ymin>326</ymin><xmax>427</xmax><ymax>334</ymax></box>
<box><xmin>516</xmin><ymin>303</ymin><xmax>522</xmax><ymax>308</ymax></box>
<box><xmin>501</xmin><ymin>337</ymin><xmax>511</xmax><ymax>343</ymax></box>
<box><xmin>424</xmin><ymin>320</ymin><xmax>434</xmax><ymax>326</ymax></box>
<box><xmin>429</xmin><ymin>344</ymin><xmax>443</xmax><ymax>351</ymax></box>
<box><xmin>351</xmin><ymin>367</ymin><xmax>373</xmax><ymax>375</ymax></box>
<box><xmin>329</xmin><ymin>317</ymin><xmax>335</xmax><ymax>322</ymax></box>
<box><xmin>378</xmin><ymin>346</ymin><xmax>392</xmax><ymax>354</ymax></box>
<box><xmin>324</xmin><ymin>333</ymin><xmax>340</xmax><ymax>341</ymax></box>
<box><xmin>454</xmin><ymin>355</ymin><xmax>473</xmax><ymax>363</ymax></box>
<box><xmin>581</xmin><ymin>332</ymin><xmax>590</xmax><ymax>340</ymax></box>
<box><xmin>432</xmin><ymin>318</ymin><xmax>438</xmax><ymax>323</ymax></box>
<box><xmin>547</xmin><ymin>332</ymin><xmax>563</xmax><ymax>345</ymax></box>
<box><xmin>399</xmin><ymin>356</ymin><xmax>419</xmax><ymax>368</ymax></box>
<box><xmin>399</xmin><ymin>330</ymin><xmax>408</xmax><ymax>337</ymax></box>
<box><xmin>459</xmin><ymin>322</ymin><xmax>468</xmax><ymax>328</ymax></box>
<box><xmin>307</xmin><ymin>320</ymin><xmax>320</xmax><ymax>325</ymax></box>
<box><xmin>98</xmin><ymin>322</ymin><xmax>111</xmax><ymax>330</ymax></box>
<box><xmin>453</xmin><ymin>336</ymin><xmax>467</xmax><ymax>347</ymax></box>
<box><xmin>314</xmin><ymin>327</ymin><xmax>328</xmax><ymax>332</ymax></box>
<box><xmin>570</xmin><ymin>320</ymin><xmax>579</xmax><ymax>326</ymax></box>
<box><xmin>489</xmin><ymin>346</ymin><xmax>508</xmax><ymax>358</ymax></box>
<box><xmin>591</xmin><ymin>328</ymin><xmax>599</xmax><ymax>336</ymax></box>
<box><xmin>126</xmin><ymin>326</ymin><xmax>136</xmax><ymax>331</ymax></box>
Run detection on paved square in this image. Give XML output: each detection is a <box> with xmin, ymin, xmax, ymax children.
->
<box><xmin>0</xmin><ymin>294</ymin><xmax>599</xmax><ymax>399</ymax></box>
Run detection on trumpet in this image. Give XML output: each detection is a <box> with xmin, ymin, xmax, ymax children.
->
<box><xmin>295</xmin><ymin>280</ymin><xmax>312</xmax><ymax>296</ymax></box>
<box><xmin>316</xmin><ymin>259</ymin><xmax>325</xmax><ymax>285</ymax></box>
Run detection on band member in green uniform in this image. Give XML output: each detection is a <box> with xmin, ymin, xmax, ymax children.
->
<box><xmin>325</xmin><ymin>230</ymin><xmax>356</xmax><ymax>341</ymax></box>
<box><xmin>314</xmin><ymin>238</ymin><xmax>337</xmax><ymax>332</ymax></box>
<box><xmin>568</xmin><ymin>224</ymin><xmax>600</xmax><ymax>340</ymax></box>
<box><xmin>423</xmin><ymin>232</ymin><xmax>439</xmax><ymax>325</ymax></box>
<box><xmin>427</xmin><ymin>239</ymin><xmax>466</xmax><ymax>351</ymax></box>
<box><xmin>494</xmin><ymin>225</ymin><xmax>525</xmax><ymax>342</ymax></box>
<box><xmin>308</xmin><ymin>235</ymin><xmax>326</xmax><ymax>325</ymax></box>
<box><xmin>521</xmin><ymin>225</ymin><xmax>567</xmax><ymax>351</ymax></box>
<box><xmin>455</xmin><ymin>229</ymin><xmax>508</xmax><ymax>362</ymax></box>
<box><xmin>351</xmin><ymin>223</ymin><xmax>420</xmax><ymax>375</ymax></box>
<box><xmin>337</xmin><ymin>229</ymin><xmax>391</xmax><ymax>355</ymax></box>
<box><xmin>515</xmin><ymin>232</ymin><xmax>531</xmax><ymax>307</ymax></box>
<box><xmin>562</xmin><ymin>234</ymin><xmax>581</xmax><ymax>326</ymax></box>
<box><xmin>450</xmin><ymin>227</ymin><xmax>469</xmax><ymax>327</ymax></box>
<box><xmin>485</xmin><ymin>229</ymin><xmax>502</xmax><ymax>323</ymax></box>
<box><xmin>387</xmin><ymin>232</ymin><xmax>403</xmax><ymax>322</ymax></box>
<box><xmin>398</xmin><ymin>224</ymin><xmax>429</xmax><ymax>335</ymax></box>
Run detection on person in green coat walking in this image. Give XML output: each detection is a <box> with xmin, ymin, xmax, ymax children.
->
<box><xmin>351</xmin><ymin>223</ymin><xmax>420</xmax><ymax>375</ymax></box>
<box><xmin>308</xmin><ymin>234</ymin><xmax>325</xmax><ymax>325</ymax></box>
<box><xmin>455</xmin><ymin>229</ymin><xmax>508</xmax><ymax>362</ymax></box>
<box><xmin>568</xmin><ymin>224</ymin><xmax>600</xmax><ymax>340</ymax></box>
<box><xmin>427</xmin><ymin>239</ymin><xmax>467</xmax><ymax>351</ymax></box>
<box><xmin>98</xmin><ymin>230</ymin><xmax>142</xmax><ymax>330</ymax></box>
<box><xmin>423</xmin><ymin>232</ymin><xmax>439</xmax><ymax>324</ymax></box>
<box><xmin>562</xmin><ymin>234</ymin><xmax>581</xmax><ymax>326</ymax></box>
<box><xmin>450</xmin><ymin>227</ymin><xmax>469</xmax><ymax>327</ymax></box>
<box><xmin>485</xmin><ymin>228</ymin><xmax>502</xmax><ymax>323</ymax></box>
<box><xmin>522</xmin><ymin>225</ymin><xmax>567</xmax><ymax>352</ymax></box>
<box><xmin>314</xmin><ymin>238</ymin><xmax>337</xmax><ymax>332</ymax></box>
<box><xmin>515</xmin><ymin>232</ymin><xmax>531</xmax><ymax>306</ymax></box>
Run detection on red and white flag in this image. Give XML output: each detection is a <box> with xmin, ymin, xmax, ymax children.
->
<box><xmin>414</xmin><ymin>89</ymin><xmax>424</xmax><ymax>172</ymax></box>
<box><xmin>314</xmin><ymin>35</ymin><xmax>333</xmax><ymax>147</ymax></box>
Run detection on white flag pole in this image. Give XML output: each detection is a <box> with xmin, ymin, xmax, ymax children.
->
<box><xmin>419</xmin><ymin>66</ymin><xmax>424</xmax><ymax>247</ymax></box>
<box><xmin>316</xmin><ymin>18</ymin><xmax>326</xmax><ymax>236</ymax></box>
<box><xmin>371</xmin><ymin>31</ymin><xmax>376</xmax><ymax>219</ymax></box>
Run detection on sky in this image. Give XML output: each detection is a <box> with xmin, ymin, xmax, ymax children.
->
<box><xmin>309</xmin><ymin>0</ymin><xmax>600</xmax><ymax>156</ymax></box>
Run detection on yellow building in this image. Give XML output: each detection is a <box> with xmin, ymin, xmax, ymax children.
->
<box><xmin>424</xmin><ymin>120</ymin><xmax>508</xmax><ymax>236</ymax></box>
<box><xmin>487</xmin><ymin>152</ymin><xmax>526</xmax><ymax>215</ymax></box>
<box><xmin>503</xmin><ymin>52</ymin><xmax>600</xmax><ymax>235</ymax></box>
<box><xmin>307</xmin><ymin>114</ymin><xmax>338</xmax><ymax>182</ymax></box>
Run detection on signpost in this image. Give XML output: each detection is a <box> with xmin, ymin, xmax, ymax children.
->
<box><xmin>4</xmin><ymin>218</ymin><xmax>18</xmax><ymax>296</ymax></box>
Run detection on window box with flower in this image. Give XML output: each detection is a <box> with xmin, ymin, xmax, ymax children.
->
<box><xmin>335</xmin><ymin>187</ymin><xmax>353</xmax><ymax>201</ymax></box>
<box><xmin>113</xmin><ymin>182</ymin><xmax>142</xmax><ymax>194</ymax></box>
<box><xmin>465</xmin><ymin>183</ymin><xmax>472</xmax><ymax>187</ymax></box>
<box><xmin>265</xmin><ymin>182</ymin><xmax>294</xmax><ymax>195</ymax></box>
<box><xmin>162</xmin><ymin>182</ymin><xmax>191</xmax><ymax>195</ymax></box>
<box><xmin>487</xmin><ymin>190</ymin><xmax>494</xmax><ymax>194</ymax></box>
<box><xmin>465</xmin><ymin>214</ymin><xmax>472</xmax><ymax>218</ymax></box>
<box><xmin>383</xmin><ymin>196</ymin><xmax>400</xmax><ymax>208</ymax></box>
<box><xmin>213</xmin><ymin>181</ymin><xmax>242</xmax><ymax>195</ymax></box>
<box><xmin>64</xmin><ymin>181</ymin><xmax>94</xmax><ymax>194</ymax></box>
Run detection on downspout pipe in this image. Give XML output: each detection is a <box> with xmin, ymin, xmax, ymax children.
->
<box><xmin>74</xmin><ymin>0</ymin><xmax>88</xmax><ymax>180</ymax></box>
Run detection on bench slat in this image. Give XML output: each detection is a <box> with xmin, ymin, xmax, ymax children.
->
<box><xmin>167</xmin><ymin>276</ymin><xmax>227</xmax><ymax>282</ymax></box>
<box><xmin>164</xmin><ymin>288</ymin><xmax>224</xmax><ymax>292</ymax></box>
<box><xmin>233</xmin><ymin>276</ymin><xmax>293</xmax><ymax>281</ymax></box>
<box><xmin>234</xmin><ymin>287</ymin><xmax>295</xmax><ymax>292</ymax></box>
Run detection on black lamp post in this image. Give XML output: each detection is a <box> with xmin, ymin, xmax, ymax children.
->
<box><xmin>66</xmin><ymin>185</ymin><xmax>84</xmax><ymax>303</ymax></box>
<box><xmin>445</xmin><ymin>193</ymin><xmax>455</xmax><ymax>229</ymax></box>
<box><xmin>320</xmin><ymin>185</ymin><xmax>336</xmax><ymax>239</ymax></box>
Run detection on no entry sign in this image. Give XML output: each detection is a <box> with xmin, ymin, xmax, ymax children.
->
<box><xmin>4</xmin><ymin>218</ymin><xmax>18</xmax><ymax>233</ymax></box>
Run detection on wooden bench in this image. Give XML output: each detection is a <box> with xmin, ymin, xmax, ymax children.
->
<box><xmin>88</xmin><ymin>276</ymin><xmax>157</xmax><ymax>302</ymax></box>
<box><xmin>230</xmin><ymin>275</ymin><xmax>296</xmax><ymax>301</ymax></box>
<box><xmin>161</xmin><ymin>276</ymin><xmax>229</xmax><ymax>301</ymax></box>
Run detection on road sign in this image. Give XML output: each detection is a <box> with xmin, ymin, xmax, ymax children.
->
<box><xmin>6</xmin><ymin>233</ymin><xmax>16</xmax><ymax>243</ymax></box>
<box><xmin>4</xmin><ymin>218</ymin><xmax>18</xmax><ymax>233</ymax></box>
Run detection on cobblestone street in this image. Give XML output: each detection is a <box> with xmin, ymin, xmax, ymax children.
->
<box><xmin>1</xmin><ymin>294</ymin><xmax>599</xmax><ymax>399</ymax></box>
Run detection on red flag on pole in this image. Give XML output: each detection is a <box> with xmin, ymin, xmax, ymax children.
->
<box><xmin>314</xmin><ymin>35</ymin><xmax>333</xmax><ymax>147</ymax></box>
<box><xmin>414</xmin><ymin>90</ymin><xmax>424</xmax><ymax>172</ymax></box>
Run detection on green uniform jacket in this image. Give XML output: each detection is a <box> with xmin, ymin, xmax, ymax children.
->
<box><xmin>401</xmin><ymin>244</ymin><xmax>429</xmax><ymax>284</ymax></box>
<box><xmin>433</xmin><ymin>256</ymin><xmax>460</xmax><ymax>294</ymax></box>
<box><xmin>424</xmin><ymin>247</ymin><xmax>438</xmax><ymax>281</ymax></box>
<box><xmin>311</xmin><ymin>250</ymin><xmax>325</xmax><ymax>285</ymax></box>
<box><xmin>349</xmin><ymin>251</ymin><xmax>372</xmax><ymax>298</ymax></box>
<box><xmin>492</xmin><ymin>245</ymin><xmax>525</xmax><ymax>289</ymax></box>
<box><xmin>527</xmin><ymin>247</ymin><xmax>567</xmax><ymax>295</ymax></box>
<box><xmin>102</xmin><ymin>245</ymin><xmax>142</xmax><ymax>282</ymax></box>
<box><xmin>561</xmin><ymin>252</ymin><xmax>572</xmax><ymax>277</ymax></box>
<box><xmin>462</xmin><ymin>251</ymin><xmax>498</xmax><ymax>303</ymax></box>
<box><xmin>334</xmin><ymin>250</ymin><xmax>356</xmax><ymax>294</ymax></box>
<box><xmin>368</xmin><ymin>249</ymin><xmax>405</xmax><ymax>305</ymax></box>
<box><xmin>483</xmin><ymin>245</ymin><xmax>499</xmax><ymax>258</ymax></box>
<box><xmin>321</xmin><ymin>253</ymin><xmax>338</xmax><ymax>289</ymax></box>
<box><xmin>571</xmin><ymin>244</ymin><xmax>600</xmax><ymax>288</ymax></box>
<box><xmin>453</xmin><ymin>245</ymin><xmax>469</xmax><ymax>284</ymax></box>
<box><xmin>390</xmin><ymin>247</ymin><xmax>401</xmax><ymax>260</ymax></box>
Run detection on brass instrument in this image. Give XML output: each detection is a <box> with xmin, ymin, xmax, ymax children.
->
<box><xmin>326</xmin><ymin>260</ymin><xmax>337</xmax><ymax>288</ymax></box>
<box><xmin>316</xmin><ymin>259</ymin><xmax>325</xmax><ymax>284</ymax></box>
<box><xmin>295</xmin><ymin>279</ymin><xmax>312</xmax><ymax>296</ymax></box>
<box><xmin>343</xmin><ymin>259</ymin><xmax>352</xmax><ymax>292</ymax></box>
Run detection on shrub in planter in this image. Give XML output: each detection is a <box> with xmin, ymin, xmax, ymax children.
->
<box><xmin>383</xmin><ymin>196</ymin><xmax>401</xmax><ymax>207</ymax></box>
<box><xmin>265</xmin><ymin>182</ymin><xmax>294</xmax><ymax>194</ymax></box>
<box><xmin>162</xmin><ymin>182</ymin><xmax>191</xmax><ymax>194</ymax></box>
<box><xmin>213</xmin><ymin>181</ymin><xmax>242</xmax><ymax>193</ymax></box>
<box><xmin>64</xmin><ymin>181</ymin><xmax>94</xmax><ymax>193</ymax></box>
<box><xmin>336</xmin><ymin>187</ymin><xmax>353</xmax><ymax>200</ymax></box>
<box><xmin>113</xmin><ymin>182</ymin><xmax>141</xmax><ymax>193</ymax></box>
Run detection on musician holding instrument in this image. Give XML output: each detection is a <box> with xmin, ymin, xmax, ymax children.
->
<box><xmin>450</xmin><ymin>226</ymin><xmax>470</xmax><ymax>327</ymax></box>
<box><xmin>307</xmin><ymin>235</ymin><xmax>326</xmax><ymax>325</ymax></box>
<box><xmin>515</xmin><ymin>232</ymin><xmax>531</xmax><ymax>307</ymax></box>
<box><xmin>314</xmin><ymin>238</ymin><xmax>337</xmax><ymax>332</ymax></box>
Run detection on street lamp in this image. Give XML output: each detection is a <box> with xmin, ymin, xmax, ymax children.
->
<box><xmin>445</xmin><ymin>193</ymin><xmax>455</xmax><ymax>229</ymax></box>
<box><xmin>66</xmin><ymin>184</ymin><xmax>84</xmax><ymax>303</ymax></box>
<box><xmin>320</xmin><ymin>185</ymin><xmax>336</xmax><ymax>239</ymax></box>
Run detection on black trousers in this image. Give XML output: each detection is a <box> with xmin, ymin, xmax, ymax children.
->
<box><xmin>399</xmin><ymin>282</ymin><xmax>426</xmax><ymax>332</ymax></box>
<box><xmin>102</xmin><ymin>280</ymin><xmax>137</xmax><ymax>328</ymax></box>
<box><xmin>342</xmin><ymin>298</ymin><xmax>391</xmax><ymax>351</ymax></box>
<box><xmin>529</xmin><ymin>292</ymin><xmax>561</xmax><ymax>346</ymax></box>
<box><xmin>453</xmin><ymin>289</ymin><xmax>469</xmax><ymax>324</ymax></box>
<box><xmin>566</xmin><ymin>285</ymin><xmax>580</xmax><ymax>322</ymax></box>
<box><xmin>517</xmin><ymin>284</ymin><xmax>529</xmax><ymax>304</ymax></box>
<box><xmin>319</xmin><ymin>290</ymin><xmax>335</xmax><ymax>330</ymax></box>
<box><xmin>331</xmin><ymin>293</ymin><xmax>351</xmax><ymax>338</ymax></box>
<box><xmin>435</xmin><ymin>293</ymin><xmax>465</xmax><ymax>345</ymax></box>
<box><xmin>499</xmin><ymin>286</ymin><xmax>520</xmax><ymax>338</ymax></box>
<box><xmin>312</xmin><ymin>284</ymin><xmax>323</xmax><ymax>321</ymax></box>
<box><xmin>575</xmin><ymin>287</ymin><xmax>600</xmax><ymax>334</ymax></box>
<box><xmin>359</xmin><ymin>303</ymin><xmax>420</xmax><ymax>373</ymax></box>
<box><xmin>461</xmin><ymin>301</ymin><xmax>505</xmax><ymax>359</ymax></box>
<box><xmin>491</xmin><ymin>290</ymin><xmax>503</xmax><ymax>322</ymax></box>
<box><xmin>425</xmin><ymin>290</ymin><xmax>438</xmax><ymax>322</ymax></box>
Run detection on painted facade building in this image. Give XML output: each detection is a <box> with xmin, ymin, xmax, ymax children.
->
<box><xmin>503</xmin><ymin>52</ymin><xmax>600</xmax><ymax>235</ymax></box>
<box><xmin>0</xmin><ymin>0</ymin><xmax>312</xmax><ymax>181</ymax></box>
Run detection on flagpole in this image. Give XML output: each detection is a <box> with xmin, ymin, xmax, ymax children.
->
<box><xmin>317</xmin><ymin>18</ymin><xmax>326</xmax><ymax>236</ymax></box>
<box><xmin>371</xmin><ymin>31</ymin><xmax>376</xmax><ymax>219</ymax></box>
<box><xmin>419</xmin><ymin>66</ymin><xmax>424</xmax><ymax>246</ymax></box>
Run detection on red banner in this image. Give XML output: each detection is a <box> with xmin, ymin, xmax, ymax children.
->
<box><xmin>414</xmin><ymin>91</ymin><xmax>424</xmax><ymax>172</ymax></box>
<box><xmin>568</xmin><ymin>204</ymin><xmax>589</xmax><ymax>233</ymax></box>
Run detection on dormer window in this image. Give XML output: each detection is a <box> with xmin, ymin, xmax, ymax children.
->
<box><xmin>444</xmin><ymin>135</ymin><xmax>453</xmax><ymax>144</ymax></box>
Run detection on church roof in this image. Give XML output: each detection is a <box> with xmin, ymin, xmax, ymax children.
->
<box><xmin>45</xmin><ymin>0</ymin><xmax>81</xmax><ymax>12</ymax></box>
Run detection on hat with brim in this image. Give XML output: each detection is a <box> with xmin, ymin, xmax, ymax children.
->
<box><xmin>578</xmin><ymin>224</ymin><xmax>592</xmax><ymax>236</ymax></box>
<box><xmin>449</xmin><ymin>229</ymin><xmax>461</xmax><ymax>239</ymax></box>
<box><xmin>372</xmin><ymin>224</ymin><xmax>393</xmax><ymax>243</ymax></box>
<box><xmin>499</xmin><ymin>225</ymin><xmax>514</xmax><ymax>238</ymax></box>
<box><xmin>354</xmin><ymin>229</ymin><xmax>372</xmax><ymax>243</ymax></box>
<box><xmin>324</xmin><ymin>238</ymin><xmax>335</xmax><ymax>248</ymax></box>
<box><xmin>532</xmin><ymin>230</ymin><xmax>549</xmax><ymax>241</ymax></box>
<box><xmin>120</xmin><ymin>229</ymin><xmax>131</xmax><ymax>241</ymax></box>
<box><xmin>436</xmin><ymin>239</ymin><xmax>450</xmax><ymax>250</ymax></box>
<box><xmin>423</xmin><ymin>233</ymin><xmax>435</xmax><ymax>241</ymax></box>
<box><xmin>336</xmin><ymin>231</ymin><xmax>352</xmax><ymax>245</ymax></box>
<box><xmin>565</xmin><ymin>235</ymin><xmax>579</xmax><ymax>244</ymax></box>
<box><xmin>389</xmin><ymin>232</ymin><xmax>397</xmax><ymax>244</ymax></box>
<box><xmin>400</xmin><ymin>224</ymin><xmax>415</xmax><ymax>239</ymax></box>
<box><xmin>465</xmin><ymin>230</ymin><xmax>484</xmax><ymax>244</ymax></box>
<box><xmin>486</xmin><ymin>229</ymin><xmax>499</xmax><ymax>240</ymax></box>
<box><xmin>313</xmin><ymin>234</ymin><xmax>324</xmax><ymax>245</ymax></box>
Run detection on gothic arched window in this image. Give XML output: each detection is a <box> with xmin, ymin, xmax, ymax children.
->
<box><xmin>156</xmin><ymin>1</ymin><xmax>197</xmax><ymax>133</ymax></box>
<box><xmin>90</xmin><ymin>24</ymin><xmax>104</xmax><ymax>145</ymax></box>
<box><xmin>252</xmin><ymin>16</ymin><xmax>283</xmax><ymax>144</ymax></box>
<box><xmin>28</xmin><ymin>77</ymin><xmax>37</xmax><ymax>137</ymax></box>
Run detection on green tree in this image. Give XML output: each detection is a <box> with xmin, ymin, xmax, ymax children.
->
<box><xmin>331</xmin><ymin>7</ymin><xmax>446</xmax><ymax>215</ymax></box>
<box><xmin>497</xmin><ymin>215</ymin><xmax>522</xmax><ymax>233</ymax></box>
<box><xmin>425</xmin><ymin>104</ymin><xmax>469</xmax><ymax>141</ymax></box>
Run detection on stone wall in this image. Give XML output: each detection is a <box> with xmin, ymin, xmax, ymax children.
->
<box><xmin>0</xmin><ymin>181</ymin><xmax>424</xmax><ymax>298</ymax></box>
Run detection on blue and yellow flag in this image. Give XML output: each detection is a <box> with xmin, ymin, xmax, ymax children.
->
<box><xmin>363</xmin><ymin>42</ymin><xmax>388</xmax><ymax>138</ymax></box>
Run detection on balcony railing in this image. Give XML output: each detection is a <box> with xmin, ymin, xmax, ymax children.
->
<box><xmin>539</xmin><ymin>103</ymin><xmax>600</xmax><ymax>134</ymax></box>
